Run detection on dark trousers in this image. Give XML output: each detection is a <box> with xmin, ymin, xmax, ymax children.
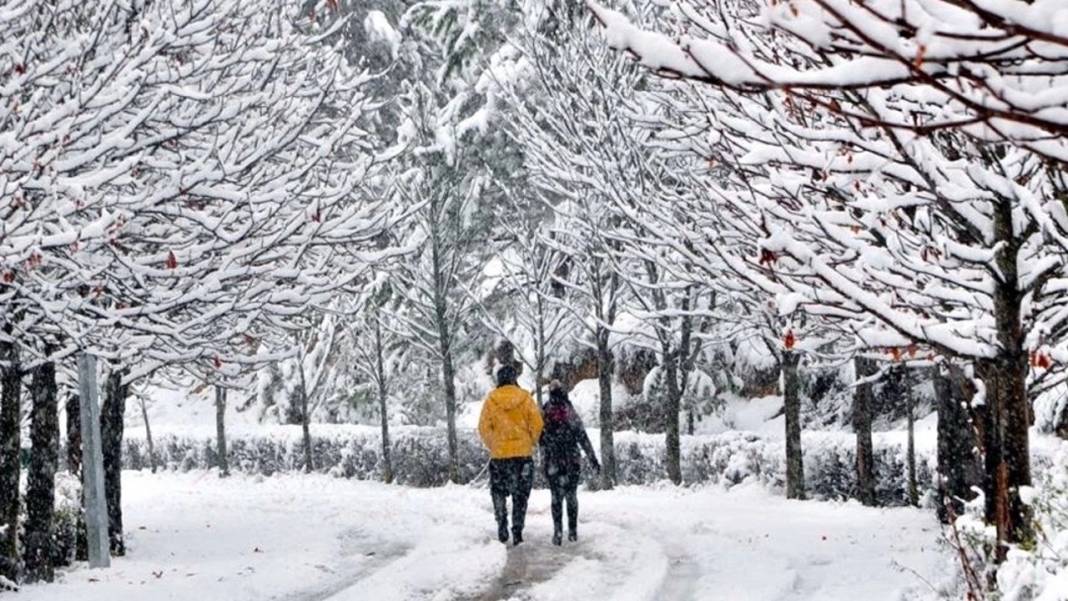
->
<box><xmin>548</xmin><ymin>471</ymin><xmax>580</xmax><ymax>535</ymax></box>
<box><xmin>489</xmin><ymin>458</ymin><xmax>534</xmax><ymax>538</ymax></box>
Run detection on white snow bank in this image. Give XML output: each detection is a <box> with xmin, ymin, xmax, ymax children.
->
<box><xmin>20</xmin><ymin>472</ymin><xmax>952</xmax><ymax>601</ymax></box>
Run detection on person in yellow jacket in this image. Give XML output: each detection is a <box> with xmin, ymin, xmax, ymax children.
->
<box><xmin>478</xmin><ymin>364</ymin><xmax>543</xmax><ymax>546</ymax></box>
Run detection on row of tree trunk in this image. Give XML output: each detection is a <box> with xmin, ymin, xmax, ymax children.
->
<box><xmin>0</xmin><ymin>352</ymin><xmax>128</xmax><ymax>586</ymax></box>
<box><xmin>782</xmin><ymin>354</ymin><xmax>986</xmax><ymax>516</ymax></box>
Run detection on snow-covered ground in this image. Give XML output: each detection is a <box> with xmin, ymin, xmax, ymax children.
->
<box><xmin>22</xmin><ymin>472</ymin><xmax>952</xmax><ymax>601</ymax></box>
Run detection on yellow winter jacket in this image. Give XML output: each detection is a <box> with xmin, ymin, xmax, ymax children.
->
<box><xmin>478</xmin><ymin>385</ymin><xmax>544</xmax><ymax>459</ymax></box>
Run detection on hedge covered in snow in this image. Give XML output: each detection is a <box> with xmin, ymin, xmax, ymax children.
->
<box><xmin>120</xmin><ymin>424</ymin><xmax>1009</xmax><ymax>506</ymax></box>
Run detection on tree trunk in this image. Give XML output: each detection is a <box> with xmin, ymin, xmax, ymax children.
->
<box><xmin>378</xmin><ymin>379</ymin><xmax>393</xmax><ymax>484</ymax></box>
<box><xmin>138</xmin><ymin>395</ymin><xmax>156</xmax><ymax>474</ymax></box>
<box><xmin>983</xmin><ymin>196</ymin><xmax>1033</xmax><ymax>558</ymax></box>
<box><xmin>852</xmin><ymin>356</ymin><xmax>877</xmax><ymax>506</ymax></box>
<box><xmin>977</xmin><ymin>354</ymin><xmax>1033</xmax><ymax>560</ymax></box>
<box><xmin>66</xmin><ymin>393</ymin><xmax>88</xmax><ymax>562</ymax></box>
<box><xmin>934</xmin><ymin>365</ymin><xmax>981</xmax><ymax>523</ymax></box>
<box><xmin>101</xmin><ymin>370</ymin><xmax>127</xmax><ymax>556</ymax></box>
<box><xmin>374</xmin><ymin>321</ymin><xmax>393</xmax><ymax>484</ymax></box>
<box><xmin>299</xmin><ymin>380</ymin><xmax>313</xmax><ymax>474</ymax></box>
<box><xmin>24</xmin><ymin>359</ymin><xmax>58</xmax><ymax>583</ymax></box>
<box><xmin>904</xmin><ymin>367</ymin><xmax>918</xmax><ymax>507</ymax></box>
<box><xmin>429</xmin><ymin>208</ymin><xmax>460</xmax><ymax>485</ymax></box>
<box><xmin>215</xmin><ymin>386</ymin><xmax>228</xmax><ymax>477</ymax></box>
<box><xmin>0</xmin><ymin>340</ymin><xmax>21</xmax><ymax>584</ymax></box>
<box><xmin>687</xmin><ymin>409</ymin><xmax>695</xmax><ymax>435</ymax></box>
<box><xmin>65</xmin><ymin>393</ymin><xmax>88</xmax><ymax>561</ymax></box>
<box><xmin>66</xmin><ymin>394</ymin><xmax>81</xmax><ymax>477</ymax></box>
<box><xmin>975</xmin><ymin>197</ymin><xmax>1032</xmax><ymax>557</ymax></box>
<box><xmin>782</xmin><ymin>350</ymin><xmax>805</xmax><ymax>500</ymax></box>
<box><xmin>664</xmin><ymin>350</ymin><xmax>683</xmax><ymax>485</ymax></box>
<box><xmin>533</xmin><ymin>362</ymin><xmax>544</xmax><ymax>407</ymax></box>
<box><xmin>597</xmin><ymin>334</ymin><xmax>616</xmax><ymax>489</ymax></box>
<box><xmin>441</xmin><ymin>347</ymin><xmax>460</xmax><ymax>484</ymax></box>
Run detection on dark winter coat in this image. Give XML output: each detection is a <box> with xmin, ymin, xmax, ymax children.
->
<box><xmin>539</xmin><ymin>390</ymin><xmax>599</xmax><ymax>479</ymax></box>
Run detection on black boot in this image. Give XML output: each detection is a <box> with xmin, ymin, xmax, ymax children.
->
<box><xmin>498</xmin><ymin>523</ymin><xmax>509</xmax><ymax>544</ymax></box>
<box><xmin>568</xmin><ymin>529</ymin><xmax>577</xmax><ymax>542</ymax></box>
<box><xmin>512</xmin><ymin>530</ymin><xmax>524</xmax><ymax>546</ymax></box>
<box><xmin>552</xmin><ymin>529</ymin><xmax>562</xmax><ymax>546</ymax></box>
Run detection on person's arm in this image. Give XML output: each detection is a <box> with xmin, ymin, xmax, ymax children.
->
<box><xmin>478</xmin><ymin>395</ymin><xmax>494</xmax><ymax>450</ymax></box>
<box><xmin>572</xmin><ymin>411</ymin><xmax>600</xmax><ymax>470</ymax></box>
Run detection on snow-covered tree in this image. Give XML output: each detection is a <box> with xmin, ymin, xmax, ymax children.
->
<box><xmin>472</xmin><ymin>190</ymin><xmax>575</xmax><ymax>406</ymax></box>
<box><xmin>1</xmin><ymin>0</ymin><xmax>394</xmax><ymax>575</ymax></box>
<box><xmin>386</xmin><ymin>82</ymin><xmax>496</xmax><ymax>483</ymax></box>
<box><xmin>344</xmin><ymin>274</ymin><xmax>413</xmax><ymax>483</ymax></box>
<box><xmin>588</xmin><ymin>0</ymin><xmax>1068</xmax><ymax>551</ymax></box>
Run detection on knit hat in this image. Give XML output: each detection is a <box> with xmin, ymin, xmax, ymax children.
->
<box><xmin>496</xmin><ymin>364</ymin><xmax>518</xmax><ymax>387</ymax></box>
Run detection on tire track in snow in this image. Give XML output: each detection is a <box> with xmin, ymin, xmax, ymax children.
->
<box><xmin>272</xmin><ymin>528</ymin><xmax>408</xmax><ymax>601</ymax></box>
<box><xmin>583</xmin><ymin>512</ymin><xmax>698</xmax><ymax>601</ymax></box>
<box><xmin>655</xmin><ymin>547</ymin><xmax>701</xmax><ymax>601</ymax></box>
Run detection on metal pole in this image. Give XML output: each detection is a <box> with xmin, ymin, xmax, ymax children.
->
<box><xmin>77</xmin><ymin>353</ymin><xmax>110</xmax><ymax>568</ymax></box>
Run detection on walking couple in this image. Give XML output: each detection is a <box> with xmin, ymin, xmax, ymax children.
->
<box><xmin>477</xmin><ymin>365</ymin><xmax>601</xmax><ymax>546</ymax></box>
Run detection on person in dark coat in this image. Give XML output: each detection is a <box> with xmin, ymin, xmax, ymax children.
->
<box><xmin>540</xmin><ymin>380</ymin><xmax>600</xmax><ymax>545</ymax></box>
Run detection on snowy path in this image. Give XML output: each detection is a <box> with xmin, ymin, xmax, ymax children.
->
<box><xmin>20</xmin><ymin>472</ymin><xmax>951</xmax><ymax>601</ymax></box>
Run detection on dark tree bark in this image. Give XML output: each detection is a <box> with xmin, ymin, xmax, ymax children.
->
<box><xmin>66</xmin><ymin>394</ymin><xmax>81</xmax><ymax>477</ymax></box>
<box><xmin>101</xmin><ymin>370</ymin><xmax>127</xmax><ymax>556</ymax></box>
<box><xmin>978</xmin><ymin>196</ymin><xmax>1033</xmax><ymax>558</ymax></box>
<box><xmin>977</xmin><ymin>354</ymin><xmax>1033</xmax><ymax>560</ymax></box>
<box><xmin>298</xmin><ymin>375</ymin><xmax>313</xmax><ymax>474</ymax></box>
<box><xmin>0</xmin><ymin>339</ymin><xmax>21</xmax><ymax>584</ymax></box>
<box><xmin>428</xmin><ymin>212</ymin><xmax>461</xmax><ymax>485</ymax></box>
<box><xmin>214</xmin><ymin>386</ymin><xmax>228</xmax><ymax>477</ymax></box>
<box><xmin>782</xmin><ymin>350</ymin><xmax>805</xmax><ymax>500</ymax></box>
<box><xmin>24</xmin><ymin>359</ymin><xmax>58</xmax><ymax>583</ymax></box>
<box><xmin>664</xmin><ymin>352</ymin><xmax>682</xmax><ymax>485</ymax></box>
<box><xmin>596</xmin><ymin>332</ymin><xmax>616</xmax><ymax>489</ymax></box>
<box><xmin>378</xmin><ymin>379</ymin><xmax>393</xmax><ymax>484</ymax></box>
<box><xmin>440</xmin><ymin>345</ymin><xmax>459</xmax><ymax>484</ymax></box>
<box><xmin>903</xmin><ymin>367</ymin><xmax>919</xmax><ymax>507</ymax></box>
<box><xmin>934</xmin><ymin>365</ymin><xmax>981</xmax><ymax>523</ymax></box>
<box><xmin>852</xmin><ymin>356</ymin><xmax>877</xmax><ymax>506</ymax></box>
<box><xmin>65</xmin><ymin>393</ymin><xmax>87</xmax><ymax>562</ymax></box>
<box><xmin>373</xmin><ymin>319</ymin><xmax>393</xmax><ymax>484</ymax></box>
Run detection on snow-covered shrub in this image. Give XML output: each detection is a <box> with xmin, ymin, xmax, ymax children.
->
<box><xmin>50</xmin><ymin>473</ymin><xmax>82</xmax><ymax>568</ymax></box>
<box><xmin>120</xmin><ymin>425</ymin><xmax>1029</xmax><ymax>506</ymax></box>
<box><xmin>993</xmin><ymin>444</ymin><xmax>1068</xmax><ymax>600</ymax></box>
<box><xmin>935</xmin><ymin>441</ymin><xmax>1068</xmax><ymax>601</ymax></box>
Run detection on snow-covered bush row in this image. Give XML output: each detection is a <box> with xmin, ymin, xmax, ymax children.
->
<box><xmin>125</xmin><ymin>425</ymin><xmax>487</xmax><ymax>486</ymax></box>
<box><xmin>123</xmin><ymin>425</ymin><xmax>1055</xmax><ymax>505</ymax></box>
<box><xmin>622</xmin><ymin>430</ymin><xmax>940</xmax><ymax>506</ymax></box>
